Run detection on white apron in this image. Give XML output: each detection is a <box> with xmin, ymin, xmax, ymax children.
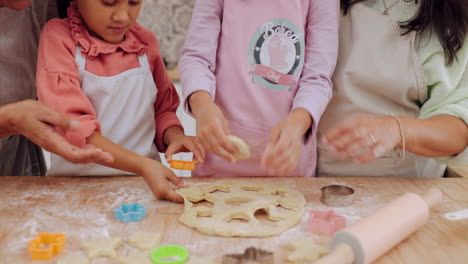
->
<box><xmin>317</xmin><ymin>4</ymin><xmax>445</xmax><ymax>178</ymax></box>
<box><xmin>47</xmin><ymin>46</ymin><xmax>159</xmax><ymax>176</ymax></box>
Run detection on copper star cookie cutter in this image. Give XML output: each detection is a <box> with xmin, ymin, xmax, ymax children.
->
<box><xmin>320</xmin><ymin>184</ymin><xmax>355</xmax><ymax>207</ymax></box>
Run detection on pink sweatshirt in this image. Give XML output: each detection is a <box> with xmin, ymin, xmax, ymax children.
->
<box><xmin>36</xmin><ymin>5</ymin><xmax>182</xmax><ymax>152</ymax></box>
<box><xmin>180</xmin><ymin>0</ymin><xmax>339</xmax><ymax>177</ymax></box>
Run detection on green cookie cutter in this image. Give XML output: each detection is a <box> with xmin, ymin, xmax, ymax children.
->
<box><xmin>150</xmin><ymin>245</ymin><xmax>189</xmax><ymax>264</ymax></box>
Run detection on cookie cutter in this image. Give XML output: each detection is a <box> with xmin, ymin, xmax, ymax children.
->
<box><xmin>150</xmin><ymin>245</ymin><xmax>189</xmax><ymax>264</ymax></box>
<box><xmin>320</xmin><ymin>184</ymin><xmax>355</xmax><ymax>207</ymax></box>
<box><xmin>222</xmin><ymin>247</ymin><xmax>274</xmax><ymax>264</ymax></box>
<box><xmin>308</xmin><ymin>209</ymin><xmax>346</xmax><ymax>236</ymax></box>
<box><xmin>28</xmin><ymin>232</ymin><xmax>66</xmax><ymax>260</ymax></box>
<box><xmin>170</xmin><ymin>160</ymin><xmax>197</xmax><ymax>171</ymax></box>
<box><xmin>114</xmin><ymin>203</ymin><xmax>147</xmax><ymax>223</ymax></box>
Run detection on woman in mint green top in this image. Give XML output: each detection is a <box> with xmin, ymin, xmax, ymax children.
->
<box><xmin>318</xmin><ymin>0</ymin><xmax>468</xmax><ymax>177</ymax></box>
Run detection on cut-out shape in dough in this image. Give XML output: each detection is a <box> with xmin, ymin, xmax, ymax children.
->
<box><xmin>287</xmin><ymin>237</ymin><xmax>329</xmax><ymax>262</ymax></box>
<box><xmin>57</xmin><ymin>254</ymin><xmax>89</xmax><ymax>264</ymax></box>
<box><xmin>177</xmin><ymin>181</ymin><xmax>306</xmax><ymax>237</ymax></box>
<box><xmin>227</xmin><ymin>136</ymin><xmax>251</xmax><ymax>160</ymax></box>
<box><xmin>128</xmin><ymin>232</ymin><xmax>161</xmax><ymax>250</ymax></box>
<box><xmin>81</xmin><ymin>237</ymin><xmax>122</xmax><ymax>258</ymax></box>
<box><xmin>119</xmin><ymin>250</ymin><xmax>152</xmax><ymax>264</ymax></box>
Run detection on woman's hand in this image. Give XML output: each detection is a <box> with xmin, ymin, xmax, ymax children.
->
<box><xmin>189</xmin><ymin>91</ymin><xmax>238</xmax><ymax>162</ymax></box>
<box><xmin>0</xmin><ymin>100</ymin><xmax>113</xmax><ymax>164</ymax></box>
<box><xmin>261</xmin><ymin>109</ymin><xmax>312</xmax><ymax>176</ymax></box>
<box><xmin>321</xmin><ymin>115</ymin><xmax>401</xmax><ymax>163</ymax></box>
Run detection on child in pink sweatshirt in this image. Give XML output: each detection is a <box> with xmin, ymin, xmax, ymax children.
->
<box><xmin>180</xmin><ymin>0</ymin><xmax>339</xmax><ymax>177</ymax></box>
<box><xmin>36</xmin><ymin>0</ymin><xmax>204</xmax><ymax>202</ymax></box>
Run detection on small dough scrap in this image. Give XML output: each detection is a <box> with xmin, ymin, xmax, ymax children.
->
<box><xmin>81</xmin><ymin>237</ymin><xmax>122</xmax><ymax>259</ymax></box>
<box><xmin>57</xmin><ymin>254</ymin><xmax>89</xmax><ymax>264</ymax></box>
<box><xmin>128</xmin><ymin>232</ymin><xmax>161</xmax><ymax>250</ymax></box>
<box><xmin>288</xmin><ymin>237</ymin><xmax>329</xmax><ymax>262</ymax></box>
<box><xmin>186</xmin><ymin>256</ymin><xmax>217</xmax><ymax>264</ymax></box>
<box><xmin>227</xmin><ymin>135</ymin><xmax>251</xmax><ymax>160</ymax></box>
<box><xmin>119</xmin><ymin>251</ymin><xmax>152</xmax><ymax>264</ymax></box>
<box><xmin>177</xmin><ymin>181</ymin><xmax>306</xmax><ymax>237</ymax></box>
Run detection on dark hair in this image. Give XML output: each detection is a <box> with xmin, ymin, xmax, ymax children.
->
<box><xmin>56</xmin><ymin>0</ymin><xmax>73</xmax><ymax>19</ymax></box>
<box><xmin>341</xmin><ymin>0</ymin><xmax>468</xmax><ymax>65</ymax></box>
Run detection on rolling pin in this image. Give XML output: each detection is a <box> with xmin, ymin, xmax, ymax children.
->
<box><xmin>314</xmin><ymin>187</ymin><xmax>443</xmax><ymax>264</ymax></box>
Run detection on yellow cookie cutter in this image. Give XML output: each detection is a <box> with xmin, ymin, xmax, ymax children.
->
<box><xmin>170</xmin><ymin>160</ymin><xmax>197</xmax><ymax>171</ymax></box>
<box><xmin>28</xmin><ymin>232</ymin><xmax>66</xmax><ymax>260</ymax></box>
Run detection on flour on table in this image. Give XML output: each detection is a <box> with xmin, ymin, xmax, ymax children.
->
<box><xmin>118</xmin><ymin>250</ymin><xmax>152</xmax><ymax>264</ymax></box>
<box><xmin>186</xmin><ymin>255</ymin><xmax>218</xmax><ymax>264</ymax></box>
<box><xmin>57</xmin><ymin>254</ymin><xmax>89</xmax><ymax>264</ymax></box>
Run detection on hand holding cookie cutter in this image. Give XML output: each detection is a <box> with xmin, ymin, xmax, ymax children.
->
<box><xmin>170</xmin><ymin>160</ymin><xmax>197</xmax><ymax>170</ymax></box>
<box><xmin>321</xmin><ymin>185</ymin><xmax>355</xmax><ymax>207</ymax></box>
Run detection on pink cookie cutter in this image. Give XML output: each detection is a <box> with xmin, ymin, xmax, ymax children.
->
<box><xmin>308</xmin><ymin>209</ymin><xmax>346</xmax><ymax>236</ymax></box>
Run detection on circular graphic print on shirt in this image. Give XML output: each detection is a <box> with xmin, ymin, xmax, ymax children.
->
<box><xmin>248</xmin><ymin>19</ymin><xmax>305</xmax><ymax>91</ymax></box>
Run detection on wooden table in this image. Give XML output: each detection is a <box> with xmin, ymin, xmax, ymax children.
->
<box><xmin>447</xmin><ymin>166</ymin><xmax>468</xmax><ymax>178</ymax></box>
<box><xmin>1</xmin><ymin>177</ymin><xmax>467</xmax><ymax>264</ymax></box>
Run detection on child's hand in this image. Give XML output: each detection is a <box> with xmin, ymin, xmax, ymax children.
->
<box><xmin>191</xmin><ymin>93</ymin><xmax>238</xmax><ymax>162</ymax></box>
<box><xmin>261</xmin><ymin>109</ymin><xmax>312</xmax><ymax>176</ymax></box>
<box><xmin>165</xmin><ymin>135</ymin><xmax>205</xmax><ymax>163</ymax></box>
<box><xmin>141</xmin><ymin>160</ymin><xmax>186</xmax><ymax>203</ymax></box>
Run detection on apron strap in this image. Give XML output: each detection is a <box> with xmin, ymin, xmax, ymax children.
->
<box><xmin>137</xmin><ymin>54</ymin><xmax>151</xmax><ymax>71</ymax></box>
<box><xmin>74</xmin><ymin>46</ymin><xmax>86</xmax><ymax>74</ymax></box>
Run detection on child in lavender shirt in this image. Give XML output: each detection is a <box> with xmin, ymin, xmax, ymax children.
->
<box><xmin>180</xmin><ymin>0</ymin><xmax>339</xmax><ymax>177</ymax></box>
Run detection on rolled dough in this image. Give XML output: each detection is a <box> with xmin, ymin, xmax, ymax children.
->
<box><xmin>176</xmin><ymin>181</ymin><xmax>306</xmax><ymax>237</ymax></box>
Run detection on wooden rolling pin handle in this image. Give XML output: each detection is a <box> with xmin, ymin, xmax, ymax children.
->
<box><xmin>313</xmin><ymin>243</ymin><xmax>355</xmax><ymax>264</ymax></box>
<box><xmin>421</xmin><ymin>187</ymin><xmax>443</xmax><ymax>209</ymax></box>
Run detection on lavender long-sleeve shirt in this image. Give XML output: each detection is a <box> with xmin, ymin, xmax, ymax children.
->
<box><xmin>180</xmin><ymin>0</ymin><xmax>339</xmax><ymax>177</ymax></box>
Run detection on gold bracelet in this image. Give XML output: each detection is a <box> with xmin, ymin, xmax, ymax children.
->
<box><xmin>388</xmin><ymin>115</ymin><xmax>406</xmax><ymax>160</ymax></box>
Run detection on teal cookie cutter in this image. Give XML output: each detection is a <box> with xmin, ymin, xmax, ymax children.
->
<box><xmin>114</xmin><ymin>203</ymin><xmax>147</xmax><ymax>223</ymax></box>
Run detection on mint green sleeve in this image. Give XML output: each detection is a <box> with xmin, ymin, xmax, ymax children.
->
<box><xmin>418</xmin><ymin>34</ymin><xmax>468</xmax><ymax>167</ymax></box>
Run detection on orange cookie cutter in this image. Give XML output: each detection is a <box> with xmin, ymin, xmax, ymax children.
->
<box><xmin>170</xmin><ymin>160</ymin><xmax>197</xmax><ymax>171</ymax></box>
<box><xmin>28</xmin><ymin>232</ymin><xmax>66</xmax><ymax>260</ymax></box>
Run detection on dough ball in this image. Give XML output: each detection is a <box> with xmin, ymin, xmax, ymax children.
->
<box><xmin>227</xmin><ymin>135</ymin><xmax>251</xmax><ymax>160</ymax></box>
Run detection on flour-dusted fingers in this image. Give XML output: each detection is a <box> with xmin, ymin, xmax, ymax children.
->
<box><xmin>269</xmin><ymin>152</ymin><xmax>297</xmax><ymax>176</ymax></box>
<box><xmin>327</xmin><ymin>127</ymin><xmax>368</xmax><ymax>154</ymax></box>
<box><xmin>35</xmin><ymin>102</ymin><xmax>74</xmax><ymax>131</ymax></box>
<box><xmin>340</xmin><ymin>132</ymin><xmax>377</xmax><ymax>158</ymax></box>
<box><xmin>352</xmin><ymin>143</ymin><xmax>388</xmax><ymax>163</ymax></box>
<box><xmin>188</xmin><ymin>138</ymin><xmax>205</xmax><ymax>163</ymax></box>
<box><xmin>163</xmin><ymin>174</ymin><xmax>185</xmax><ymax>202</ymax></box>
<box><xmin>321</xmin><ymin>117</ymin><xmax>363</xmax><ymax>144</ymax></box>
<box><xmin>208</xmin><ymin>129</ymin><xmax>237</xmax><ymax>162</ymax></box>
